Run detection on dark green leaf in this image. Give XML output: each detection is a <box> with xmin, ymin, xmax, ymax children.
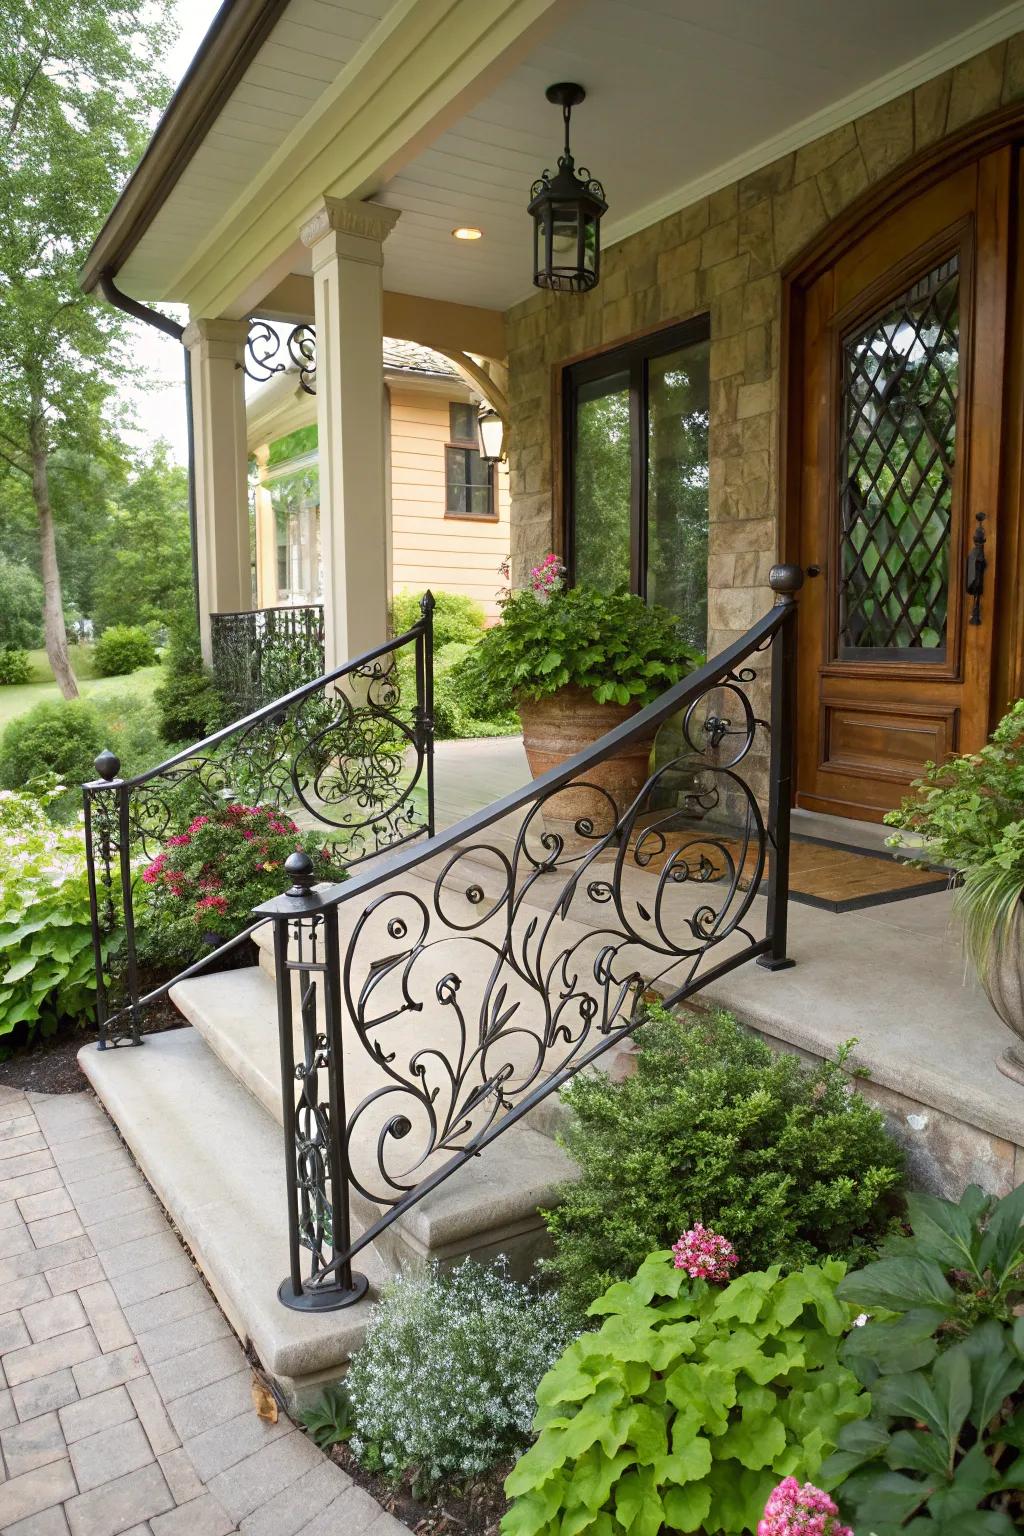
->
<box><xmin>838</xmin><ymin>1257</ymin><xmax>955</xmax><ymax>1314</ymax></box>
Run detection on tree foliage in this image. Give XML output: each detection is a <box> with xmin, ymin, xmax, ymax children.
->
<box><xmin>0</xmin><ymin>0</ymin><xmax>176</xmax><ymax>695</ymax></box>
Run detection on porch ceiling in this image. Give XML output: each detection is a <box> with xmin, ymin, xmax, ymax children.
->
<box><xmin>104</xmin><ymin>0</ymin><xmax>1023</xmax><ymax>317</ymax></box>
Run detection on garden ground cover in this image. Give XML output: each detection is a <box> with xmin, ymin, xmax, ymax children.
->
<box><xmin>0</xmin><ymin>647</ymin><xmax>162</xmax><ymax>731</ymax></box>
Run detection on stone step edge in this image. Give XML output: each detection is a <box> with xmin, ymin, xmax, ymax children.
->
<box><xmin>169</xmin><ymin>966</ymin><xmax>578</xmax><ymax>1255</ymax></box>
<box><xmin>79</xmin><ymin>1027</ymin><xmax>382</xmax><ymax>1389</ymax></box>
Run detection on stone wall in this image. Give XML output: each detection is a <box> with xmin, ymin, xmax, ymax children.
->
<box><xmin>504</xmin><ymin>33</ymin><xmax>1024</xmax><ymax>676</ymax></box>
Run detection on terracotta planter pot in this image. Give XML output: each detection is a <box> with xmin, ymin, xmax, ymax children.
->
<box><xmin>517</xmin><ymin>686</ymin><xmax>656</xmax><ymax>828</ymax></box>
<box><xmin>979</xmin><ymin>901</ymin><xmax>1024</xmax><ymax>1085</ymax></box>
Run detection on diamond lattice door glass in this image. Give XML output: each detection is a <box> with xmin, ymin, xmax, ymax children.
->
<box><xmin>838</xmin><ymin>255</ymin><xmax>960</xmax><ymax>660</ymax></box>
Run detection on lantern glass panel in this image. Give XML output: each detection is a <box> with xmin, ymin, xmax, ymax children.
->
<box><xmin>552</xmin><ymin>205</ymin><xmax>579</xmax><ymax>255</ymax></box>
<box><xmin>583</xmin><ymin>213</ymin><xmax>598</xmax><ymax>272</ymax></box>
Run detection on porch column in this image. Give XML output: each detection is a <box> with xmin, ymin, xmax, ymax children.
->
<box><xmin>299</xmin><ymin>197</ymin><xmax>400</xmax><ymax>670</ymax></box>
<box><xmin>183</xmin><ymin>317</ymin><xmax>251</xmax><ymax>663</ymax></box>
<box><xmin>253</xmin><ymin>443</ymin><xmax>278</xmax><ymax>607</ymax></box>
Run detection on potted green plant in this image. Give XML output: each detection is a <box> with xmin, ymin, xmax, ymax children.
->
<box><xmin>886</xmin><ymin>700</ymin><xmax>1024</xmax><ymax>1083</ymax></box>
<box><xmin>463</xmin><ymin>556</ymin><xmax>699</xmax><ymax>823</ymax></box>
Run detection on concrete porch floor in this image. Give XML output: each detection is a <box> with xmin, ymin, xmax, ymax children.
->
<box><xmin>430</xmin><ymin>736</ymin><xmax>1024</xmax><ymax>1194</ymax></box>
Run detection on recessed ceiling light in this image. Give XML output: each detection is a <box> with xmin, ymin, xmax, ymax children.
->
<box><xmin>452</xmin><ymin>226</ymin><xmax>483</xmax><ymax>240</ymax></box>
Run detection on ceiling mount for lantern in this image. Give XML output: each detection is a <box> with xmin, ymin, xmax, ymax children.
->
<box><xmin>528</xmin><ymin>82</ymin><xmax>607</xmax><ymax>295</ymax></box>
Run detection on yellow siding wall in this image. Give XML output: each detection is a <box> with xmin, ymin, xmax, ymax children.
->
<box><xmin>389</xmin><ymin>386</ymin><xmax>510</xmax><ymax>623</ymax></box>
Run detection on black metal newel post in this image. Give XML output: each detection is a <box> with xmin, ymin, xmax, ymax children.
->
<box><xmin>419</xmin><ymin>590</ymin><xmax>436</xmax><ymax>838</ymax></box>
<box><xmin>83</xmin><ymin>749</ymin><xmax>142</xmax><ymax>1047</ymax></box>
<box><xmin>267</xmin><ymin>851</ymin><xmax>369</xmax><ymax>1313</ymax></box>
<box><xmin>757</xmin><ymin>563</ymin><xmax>803</xmax><ymax>972</ymax></box>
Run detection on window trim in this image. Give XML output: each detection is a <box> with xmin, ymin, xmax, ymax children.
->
<box><xmin>445</xmin><ymin>403</ymin><xmax>497</xmax><ymax>520</ymax></box>
<box><xmin>561</xmin><ymin>315</ymin><xmax>711</xmax><ymax>596</ymax></box>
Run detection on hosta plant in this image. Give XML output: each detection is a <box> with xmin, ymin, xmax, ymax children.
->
<box><xmin>135</xmin><ymin>803</ymin><xmax>346</xmax><ymax>968</ymax></box>
<box><xmin>502</xmin><ymin>1249</ymin><xmax>869</xmax><ymax>1536</ymax></box>
<box><xmin>0</xmin><ymin>784</ymin><xmax>101</xmax><ymax>1048</ymax></box>
<box><xmin>821</xmin><ymin>1183</ymin><xmax>1024</xmax><ymax>1532</ymax></box>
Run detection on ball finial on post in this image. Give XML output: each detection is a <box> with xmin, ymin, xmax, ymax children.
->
<box><xmin>284</xmin><ymin>850</ymin><xmax>316</xmax><ymax>900</ymax></box>
<box><xmin>93</xmin><ymin>749</ymin><xmax>121</xmax><ymax>783</ymax></box>
<box><xmin>768</xmin><ymin>564</ymin><xmax>804</xmax><ymax>604</ymax></box>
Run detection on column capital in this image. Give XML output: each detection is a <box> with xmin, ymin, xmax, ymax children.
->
<box><xmin>299</xmin><ymin>197</ymin><xmax>401</xmax><ymax>251</ymax></box>
<box><xmin>182</xmin><ymin>316</ymin><xmax>251</xmax><ymax>352</ymax></box>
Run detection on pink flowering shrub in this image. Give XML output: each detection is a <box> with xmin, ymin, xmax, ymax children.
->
<box><xmin>759</xmin><ymin>1478</ymin><xmax>852</xmax><ymax>1536</ymax></box>
<box><xmin>671</xmin><ymin>1224</ymin><xmax>739</xmax><ymax>1281</ymax></box>
<box><xmin>136</xmin><ymin>803</ymin><xmax>345</xmax><ymax>967</ymax></box>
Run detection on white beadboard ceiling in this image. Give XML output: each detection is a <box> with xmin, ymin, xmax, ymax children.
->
<box><xmin>118</xmin><ymin>0</ymin><xmax>1022</xmax><ymax>313</ymax></box>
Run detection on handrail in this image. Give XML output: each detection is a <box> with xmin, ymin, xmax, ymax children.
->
<box><xmin>254</xmin><ymin>566</ymin><xmax>803</xmax><ymax>1313</ymax></box>
<box><xmin>82</xmin><ymin>595</ymin><xmax>436</xmax><ymax>1047</ymax></box>
<box><xmin>211</xmin><ymin>601</ymin><xmax>324</xmax><ymax>619</ymax></box>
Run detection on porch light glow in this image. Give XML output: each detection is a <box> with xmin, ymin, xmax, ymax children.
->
<box><xmin>528</xmin><ymin>83</ymin><xmax>606</xmax><ymax>294</ymax></box>
<box><xmin>477</xmin><ymin>402</ymin><xmax>504</xmax><ymax>463</ymax></box>
<box><xmin>452</xmin><ymin>226</ymin><xmax>483</xmax><ymax>240</ymax></box>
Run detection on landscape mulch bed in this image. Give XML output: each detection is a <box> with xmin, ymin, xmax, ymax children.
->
<box><xmin>0</xmin><ymin>996</ymin><xmax>185</xmax><ymax>1096</ymax></box>
<box><xmin>329</xmin><ymin>1446</ymin><xmax>511</xmax><ymax>1536</ymax></box>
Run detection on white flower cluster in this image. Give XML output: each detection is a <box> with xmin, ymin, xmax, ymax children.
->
<box><xmin>346</xmin><ymin>1258</ymin><xmax>570</xmax><ymax>1491</ymax></box>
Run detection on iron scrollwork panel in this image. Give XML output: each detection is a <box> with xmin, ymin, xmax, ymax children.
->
<box><xmin>335</xmin><ymin>666</ymin><xmax>769</xmax><ymax>1213</ymax></box>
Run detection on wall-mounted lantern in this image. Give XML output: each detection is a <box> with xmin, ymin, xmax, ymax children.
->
<box><xmin>528</xmin><ymin>83</ymin><xmax>607</xmax><ymax>294</ymax></box>
<box><xmin>477</xmin><ymin>402</ymin><xmax>505</xmax><ymax>463</ymax></box>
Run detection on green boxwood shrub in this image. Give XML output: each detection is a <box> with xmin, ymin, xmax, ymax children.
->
<box><xmin>92</xmin><ymin>624</ymin><xmax>157</xmax><ymax>678</ymax></box>
<box><xmin>0</xmin><ymin>646</ymin><xmax>32</xmax><ymax>686</ymax></box>
<box><xmin>0</xmin><ymin>699</ymin><xmax>104</xmax><ymax>791</ymax></box>
<box><xmin>154</xmin><ymin>604</ymin><xmax>222</xmax><ymax>745</ymax></box>
<box><xmin>392</xmin><ymin>588</ymin><xmax>487</xmax><ymax>648</ymax></box>
<box><xmin>503</xmin><ymin>1250</ymin><xmax>869</xmax><ymax>1536</ymax></box>
<box><xmin>543</xmin><ymin>1006</ymin><xmax>904</xmax><ymax>1321</ymax></box>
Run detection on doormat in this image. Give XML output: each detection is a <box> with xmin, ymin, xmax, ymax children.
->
<box><xmin>626</xmin><ymin>823</ymin><xmax>950</xmax><ymax>914</ymax></box>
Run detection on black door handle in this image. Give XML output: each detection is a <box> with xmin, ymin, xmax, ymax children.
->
<box><xmin>965</xmin><ymin>512</ymin><xmax>987</xmax><ymax>625</ymax></box>
<box><xmin>806</xmin><ymin>565</ymin><xmax>821</xmax><ymax>578</ymax></box>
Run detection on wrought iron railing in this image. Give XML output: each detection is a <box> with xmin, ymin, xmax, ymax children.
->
<box><xmin>211</xmin><ymin>604</ymin><xmax>325</xmax><ymax>715</ymax></box>
<box><xmin>254</xmin><ymin>566</ymin><xmax>802</xmax><ymax>1313</ymax></box>
<box><xmin>82</xmin><ymin>595</ymin><xmax>435</xmax><ymax>1049</ymax></box>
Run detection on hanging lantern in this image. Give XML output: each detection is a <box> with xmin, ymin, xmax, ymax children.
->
<box><xmin>528</xmin><ymin>83</ymin><xmax>607</xmax><ymax>294</ymax></box>
<box><xmin>476</xmin><ymin>402</ymin><xmax>504</xmax><ymax>464</ymax></box>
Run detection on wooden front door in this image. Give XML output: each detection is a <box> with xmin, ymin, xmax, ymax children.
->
<box><xmin>793</xmin><ymin>149</ymin><xmax>1012</xmax><ymax>820</ymax></box>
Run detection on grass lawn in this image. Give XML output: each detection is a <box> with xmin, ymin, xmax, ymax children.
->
<box><xmin>0</xmin><ymin>647</ymin><xmax>163</xmax><ymax>732</ymax></box>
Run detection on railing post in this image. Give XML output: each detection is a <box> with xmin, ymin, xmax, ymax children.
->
<box><xmin>265</xmin><ymin>852</ymin><xmax>369</xmax><ymax>1313</ymax></box>
<box><xmin>419</xmin><ymin>590</ymin><xmax>436</xmax><ymax>838</ymax></box>
<box><xmin>757</xmin><ymin>563</ymin><xmax>803</xmax><ymax>971</ymax></box>
<box><xmin>82</xmin><ymin>748</ymin><xmax>142</xmax><ymax>1047</ymax></box>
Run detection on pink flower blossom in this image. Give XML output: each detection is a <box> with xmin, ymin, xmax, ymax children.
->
<box><xmin>528</xmin><ymin>552</ymin><xmax>565</xmax><ymax>601</ymax></box>
<box><xmin>166</xmin><ymin>833</ymin><xmax>191</xmax><ymax>847</ymax></box>
<box><xmin>195</xmin><ymin>894</ymin><xmax>228</xmax><ymax>915</ymax></box>
<box><xmin>671</xmin><ymin>1224</ymin><xmax>739</xmax><ymax>1282</ymax></box>
<box><xmin>758</xmin><ymin>1478</ymin><xmax>852</xmax><ymax>1536</ymax></box>
<box><xmin>187</xmin><ymin>816</ymin><xmax>211</xmax><ymax>833</ymax></box>
<box><xmin>141</xmin><ymin>853</ymin><xmax>167</xmax><ymax>885</ymax></box>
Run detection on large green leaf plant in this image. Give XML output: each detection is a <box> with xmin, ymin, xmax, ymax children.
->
<box><xmin>822</xmin><ymin>1184</ymin><xmax>1024</xmax><ymax>1532</ymax></box>
<box><xmin>502</xmin><ymin>1249</ymin><xmax>868</xmax><ymax>1536</ymax></box>
<box><xmin>0</xmin><ymin>784</ymin><xmax>101</xmax><ymax>1049</ymax></box>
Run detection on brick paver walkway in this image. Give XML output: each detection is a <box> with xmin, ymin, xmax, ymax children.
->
<box><xmin>0</xmin><ymin>1084</ymin><xmax>402</xmax><ymax>1536</ymax></box>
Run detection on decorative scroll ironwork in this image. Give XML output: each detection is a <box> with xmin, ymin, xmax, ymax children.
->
<box><xmin>838</xmin><ymin>254</ymin><xmax>960</xmax><ymax>656</ymax></box>
<box><xmin>243</xmin><ymin>320</ymin><xmax>317</xmax><ymax>395</ymax></box>
<box><xmin>258</xmin><ymin>567</ymin><xmax>802</xmax><ymax>1311</ymax></box>
<box><xmin>211</xmin><ymin>604</ymin><xmax>325</xmax><ymax>715</ymax></box>
<box><xmin>82</xmin><ymin>596</ymin><xmax>435</xmax><ymax>1049</ymax></box>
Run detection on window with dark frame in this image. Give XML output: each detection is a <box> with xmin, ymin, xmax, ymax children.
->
<box><xmin>562</xmin><ymin>316</ymin><xmax>711</xmax><ymax>652</ymax></box>
<box><xmin>446</xmin><ymin>401</ymin><xmax>495</xmax><ymax>518</ymax></box>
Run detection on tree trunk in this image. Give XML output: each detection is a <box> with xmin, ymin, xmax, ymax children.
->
<box><xmin>30</xmin><ymin>441</ymin><xmax>78</xmax><ymax>700</ymax></box>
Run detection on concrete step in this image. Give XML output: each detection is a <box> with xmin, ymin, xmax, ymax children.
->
<box><xmin>79</xmin><ymin>1027</ymin><xmax>386</xmax><ymax>1405</ymax></box>
<box><xmin>170</xmin><ymin>965</ymin><xmax>578</xmax><ymax>1277</ymax></box>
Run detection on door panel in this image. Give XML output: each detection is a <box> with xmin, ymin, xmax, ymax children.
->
<box><xmin>795</xmin><ymin>149</ymin><xmax>1012</xmax><ymax>820</ymax></box>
